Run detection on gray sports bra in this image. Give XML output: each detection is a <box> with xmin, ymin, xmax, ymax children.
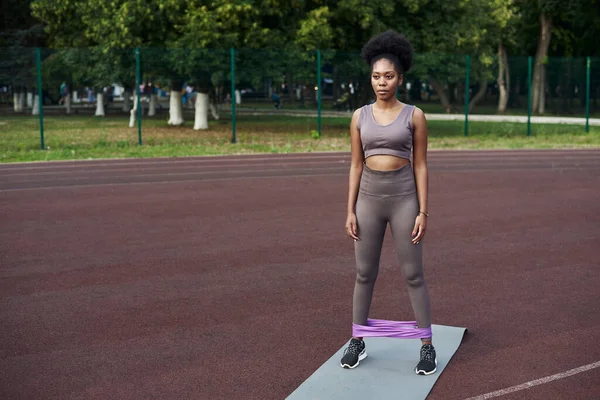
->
<box><xmin>357</xmin><ymin>103</ymin><xmax>415</xmax><ymax>160</ymax></box>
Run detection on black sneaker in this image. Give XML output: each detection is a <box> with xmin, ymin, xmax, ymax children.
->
<box><xmin>415</xmin><ymin>344</ymin><xmax>437</xmax><ymax>375</ymax></box>
<box><xmin>340</xmin><ymin>338</ymin><xmax>367</xmax><ymax>369</ymax></box>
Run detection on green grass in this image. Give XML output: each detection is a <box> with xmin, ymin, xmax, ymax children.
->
<box><xmin>1</xmin><ymin>114</ymin><xmax>599</xmax><ymax>163</ymax></box>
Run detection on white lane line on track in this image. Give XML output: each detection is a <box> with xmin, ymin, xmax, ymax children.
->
<box><xmin>3</xmin><ymin>160</ymin><xmax>600</xmax><ymax>179</ymax></box>
<box><xmin>3</xmin><ymin>161</ymin><xmax>599</xmax><ymax>186</ymax></box>
<box><xmin>0</xmin><ymin>172</ymin><xmax>351</xmax><ymax>193</ymax></box>
<box><xmin>0</xmin><ymin>153</ymin><xmax>352</xmax><ymax>170</ymax></box>
<box><xmin>2</xmin><ymin>149</ymin><xmax>599</xmax><ymax>171</ymax></box>
<box><xmin>0</xmin><ymin>166</ymin><xmax>597</xmax><ymax>193</ymax></box>
<box><xmin>3</xmin><ymin>156</ymin><xmax>600</xmax><ymax>178</ymax></box>
<box><xmin>0</xmin><ymin>160</ymin><xmax>350</xmax><ymax>177</ymax></box>
<box><xmin>0</xmin><ymin>149</ymin><xmax>585</xmax><ymax>167</ymax></box>
<box><xmin>0</xmin><ymin>166</ymin><xmax>350</xmax><ymax>185</ymax></box>
<box><xmin>463</xmin><ymin>361</ymin><xmax>600</xmax><ymax>400</ymax></box>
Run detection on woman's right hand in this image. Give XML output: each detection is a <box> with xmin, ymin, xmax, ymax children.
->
<box><xmin>345</xmin><ymin>213</ymin><xmax>359</xmax><ymax>241</ymax></box>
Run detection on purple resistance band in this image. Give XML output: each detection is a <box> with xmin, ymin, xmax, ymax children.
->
<box><xmin>352</xmin><ymin>318</ymin><xmax>432</xmax><ymax>339</ymax></box>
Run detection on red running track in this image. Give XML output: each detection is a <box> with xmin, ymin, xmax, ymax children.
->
<box><xmin>1</xmin><ymin>149</ymin><xmax>599</xmax><ymax>400</ymax></box>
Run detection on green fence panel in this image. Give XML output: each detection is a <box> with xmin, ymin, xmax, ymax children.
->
<box><xmin>1</xmin><ymin>48</ymin><xmax>598</xmax><ymax>160</ymax></box>
<box><xmin>0</xmin><ymin>47</ymin><xmax>39</xmax><ymax>156</ymax></box>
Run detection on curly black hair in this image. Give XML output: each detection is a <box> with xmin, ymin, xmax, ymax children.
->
<box><xmin>360</xmin><ymin>30</ymin><xmax>413</xmax><ymax>74</ymax></box>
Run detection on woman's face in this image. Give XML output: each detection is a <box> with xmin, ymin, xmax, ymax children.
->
<box><xmin>371</xmin><ymin>58</ymin><xmax>403</xmax><ymax>101</ymax></box>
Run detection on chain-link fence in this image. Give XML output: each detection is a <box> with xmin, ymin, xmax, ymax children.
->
<box><xmin>1</xmin><ymin>47</ymin><xmax>598</xmax><ymax>152</ymax></box>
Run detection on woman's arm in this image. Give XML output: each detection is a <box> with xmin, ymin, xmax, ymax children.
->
<box><xmin>411</xmin><ymin>107</ymin><xmax>429</xmax><ymax>244</ymax></box>
<box><xmin>346</xmin><ymin>108</ymin><xmax>364</xmax><ymax>240</ymax></box>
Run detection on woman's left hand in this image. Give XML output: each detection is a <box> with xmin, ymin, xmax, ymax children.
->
<box><xmin>412</xmin><ymin>214</ymin><xmax>427</xmax><ymax>245</ymax></box>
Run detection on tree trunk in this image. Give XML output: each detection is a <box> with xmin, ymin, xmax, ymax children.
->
<box><xmin>168</xmin><ymin>91</ymin><xmax>184</xmax><ymax>125</ymax></box>
<box><xmin>193</xmin><ymin>92</ymin><xmax>209</xmax><ymax>130</ymax></box>
<box><xmin>65</xmin><ymin>93</ymin><xmax>71</xmax><ymax>114</ymax></box>
<box><xmin>428</xmin><ymin>77</ymin><xmax>453</xmax><ymax>113</ymax></box>
<box><xmin>148</xmin><ymin>93</ymin><xmax>157</xmax><ymax>116</ymax></box>
<box><xmin>27</xmin><ymin>92</ymin><xmax>33</xmax><ymax>108</ymax></box>
<box><xmin>122</xmin><ymin>90</ymin><xmax>131</xmax><ymax>112</ymax></box>
<box><xmin>532</xmin><ymin>14</ymin><xmax>552</xmax><ymax>114</ymax></box>
<box><xmin>468</xmin><ymin>80</ymin><xmax>488</xmax><ymax>113</ymax></box>
<box><xmin>13</xmin><ymin>93</ymin><xmax>20</xmax><ymax>112</ymax></box>
<box><xmin>209</xmin><ymin>102</ymin><xmax>219</xmax><ymax>120</ymax></box>
<box><xmin>214</xmin><ymin>86</ymin><xmax>222</xmax><ymax>104</ymax></box>
<box><xmin>95</xmin><ymin>93</ymin><xmax>105</xmax><ymax>116</ymax></box>
<box><xmin>449</xmin><ymin>82</ymin><xmax>458</xmax><ymax>103</ymax></box>
<box><xmin>32</xmin><ymin>94</ymin><xmax>39</xmax><ymax>115</ymax></box>
<box><xmin>497</xmin><ymin>43</ymin><xmax>510</xmax><ymax>113</ymax></box>
<box><xmin>129</xmin><ymin>93</ymin><xmax>143</xmax><ymax>128</ymax></box>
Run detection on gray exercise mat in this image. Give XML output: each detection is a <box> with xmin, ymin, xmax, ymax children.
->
<box><xmin>286</xmin><ymin>324</ymin><xmax>467</xmax><ymax>400</ymax></box>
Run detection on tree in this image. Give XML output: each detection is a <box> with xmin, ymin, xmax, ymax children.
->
<box><xmin>175</xmin><ymin>1</ymin><xmax>260</xmax><ymax>128</ymax></box>
<box><xmin>401</xmin><ymin>0</ymin><xmax>513</xmax><ymax>113</ymax></box>
<box><xmin>174</xmin><ymin>0</ymin><xmax>291</xmax><ymax>129</ymax></box>
<box><xmin>31</xmin><ymin>0</ymin><xmax>184</xmax><ymax>47</ymax></box>
<box><xmin>511</xmin><ymin>0</ymin><xmax>599</xmax><ymax>115</ymax></box>
<box><xmin>2</xmin><ymin>0</ymin><xmax>46</xmax><ymax>113</ymax></box>
<box><xmin>299</xmin><ymin>0</ymin><xmax>514</xmax><ymax>113</ymax></box>
<box><xmin>491</xmin><ymin>0</ymin><xmax>519</xmax><ymax>113</ymax></box>
<box><xmin>32</xmin><ymin>0</ymin><xmax>186</xmax><ymax>121</ymax></box>
<box><xmin>530</xmin><ymin>1</ymin><xmax>558</xmax><ymax>115</ymax></box>
<box><xmin>31</xmin><ymin>0</ymin><xmax>597</xmax><ymax>120</ymax></box>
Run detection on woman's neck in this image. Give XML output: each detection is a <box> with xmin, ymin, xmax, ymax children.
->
<box><xmin>375</xmin><ymin>98</ymin><xmax>401</xmax><ymax>110</ymax></box>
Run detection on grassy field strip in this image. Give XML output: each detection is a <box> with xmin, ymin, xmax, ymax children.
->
<box><xmin>1</xmin><ymin>115</ymin><xmax>598</xmax><ymax>163</ymax></box>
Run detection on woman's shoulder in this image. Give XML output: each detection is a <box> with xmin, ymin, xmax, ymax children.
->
<box><xmin>401</xmin><ymin>102</ymin><xmax>423</xmax><ymax>114</ymax></box>
<box><xmin>399</xmin><ymin>102</ymin><xmax>417</xmax><ymax>111</ymax></box>
<box><xmin>353</xmin><ymin>104</ymin><xmax>369</xmax><ymax>129</ymax></box>
<box><xmin>406</xmin><ymin>105</ymin><xmax>426</xmax><ymax>132</ymax></box>
<box><xmin>408</xmin><ymin>105</ymin><xmax>425</xmax><ymax>119</ymax></box>
<box><xmin>355</xmin><ymin>103</ymin><xmax>372</xmax><ymax>113</ymax></box>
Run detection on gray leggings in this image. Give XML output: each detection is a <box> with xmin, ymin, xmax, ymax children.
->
<box><xmin>353</xmin><ymin>163</ymin><xmax>432</xmax><ymax>333</ymax></box>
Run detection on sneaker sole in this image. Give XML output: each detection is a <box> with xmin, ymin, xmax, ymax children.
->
<box><xmin>340</xmin><ymin>350</ymin><xmax>367</xmax><ymax>369</ymax></box>
<box><xmin>415</xmin><ymin>357</ymin><xmax>438</xmax><ymax>375</ymax></box>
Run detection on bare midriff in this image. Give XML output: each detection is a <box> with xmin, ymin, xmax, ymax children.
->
<box><xmin>365</xmin><ymin>155</ymin><xmax>410</xmax><ymax>171</ymax></box>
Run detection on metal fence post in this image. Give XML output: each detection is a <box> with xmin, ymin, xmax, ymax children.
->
<box><xmin>317</xmin><ymin>49</ymin><xmax>322</xmax><ymax>138</ymax></box>
<box><xmin>527</xmin><ymin>56</ymin><xmax>533</xmax><ymax>136</ymax></box>
<box><xmin>135</xmin><ymin>48</ymin><xmax>143</xmax><ymax>145</ymax></box>
<box><xmin>586</xmin><ymin>57</ymin><xmax>591</xmax><ymax>133</ymax></box>
<box><xmin>464</xmin><ymin>55</ymin><xmax>470</xmax><ymax>137</ymax></box>
<box><xmin>231</xmin><ymin>47</ymin><xmax>237</xmax><ymax>144</ymax></box>
<box><xmin>35</xmin><ymin>48</ymin><xmax>45</xmax><ymax>150</ymax></box>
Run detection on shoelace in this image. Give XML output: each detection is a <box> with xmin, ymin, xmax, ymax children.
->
<box><xmin>345</xmin><ymin>341</ymin><xmax>362</xmax><ymax>355</ymax></box>
<box><xmin>420</xmin><ymin>346</ymin><xmax>435</xmax><ymax>363</ymax></box>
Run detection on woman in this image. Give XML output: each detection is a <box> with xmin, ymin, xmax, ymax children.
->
<box><xmin>340</xmin><ymin>30</ymin><xmax>437</xmax><ymax>376</ymax></box>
